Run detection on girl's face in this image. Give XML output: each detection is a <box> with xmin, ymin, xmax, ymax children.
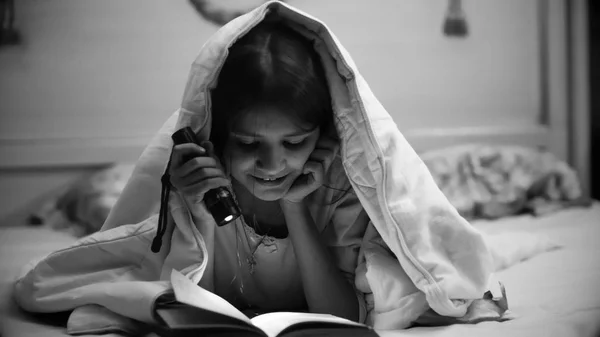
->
<box><xmin>222</xmin><ymin>107</ymin><xmax>321</xmax><ymax>201</ymax></box>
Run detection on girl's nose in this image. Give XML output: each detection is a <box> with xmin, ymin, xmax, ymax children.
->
<box><xmin>256</xmin><ymin>146</ymin><xmax>284</xmax><ymax>174</ymax></box>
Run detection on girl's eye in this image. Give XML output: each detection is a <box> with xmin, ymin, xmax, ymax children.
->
<box><xmin>284</xmin><ymin>139</ymin><xmax>305</xmax><ymax>149</ymax></box>
<box><xmin>236</xmin><ymin>139</ymin><xmax>258</xmax><ymax>149</ymax></box>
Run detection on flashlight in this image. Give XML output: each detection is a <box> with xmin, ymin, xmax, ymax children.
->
<box><xmin>171</xmin><ymin>127</ymin><xmax>241</xmax><ymax>226</ymax></box>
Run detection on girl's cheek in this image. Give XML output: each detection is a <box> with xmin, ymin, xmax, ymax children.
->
<box><xmin>287</xmin><ymin>151</ymin><xmax>312</xmax><ymax>169</ymax></box>
<box><xmin>232</xmin><ymin>147</ymin><xmax>254</xmax><ymax>159</ymax></box>
<box><xmin>228</xmin><ymin>149</ymin><xmax>256</xmax><ymax>168</ymax></box>
<box><xmin>226</xmin><ymin>144</ymin><xmax>313</xmax><ymax>169</ymax></box>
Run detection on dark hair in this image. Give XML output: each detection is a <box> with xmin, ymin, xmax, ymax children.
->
<box><xmin>210</xmin><ymin>18</ymin><xmax>333</xmax><ymax>156</ymax></box>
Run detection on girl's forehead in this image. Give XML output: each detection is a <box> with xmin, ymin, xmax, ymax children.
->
<box><xmin>231</xmin><ymin>107</ymin><xmax>317</xmax><ymax>137</ymax></box>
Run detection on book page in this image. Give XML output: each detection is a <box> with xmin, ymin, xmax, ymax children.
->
<box><xmin>170</xmin><ymin>269</ymin><xmax>251</xmax><ymax>324</ymax></box>
<box><xmin>251</xmin><ymin>312</ymin><xmax>366</xmax><ymax>337</ymax></box>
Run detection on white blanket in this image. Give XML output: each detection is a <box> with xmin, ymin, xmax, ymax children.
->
<box><xmin>12</xmin><ymin>1</ymin><xmax>534</xmax><ymax>331</ymax></box>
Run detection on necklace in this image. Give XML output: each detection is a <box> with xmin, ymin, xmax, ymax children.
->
<box><xmin>239</xmin><ymin>214</ymin><xmax>272</xmax><ymax>275</ymax></box>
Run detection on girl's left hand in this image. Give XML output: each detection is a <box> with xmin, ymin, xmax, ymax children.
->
<box><xmin>282</xmin><ymin>135</ymin><xmax>339</xmax><ymax>204</ymax></box>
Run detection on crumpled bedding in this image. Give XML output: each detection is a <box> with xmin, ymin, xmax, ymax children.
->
<box><xmin>28</xmin><ymin>164</ymin><xmax>136</xmax><ymax>237</ymax></box>
<box><xmin>421</xmin><ymin>144</ymin><xmax>590</xmax><ymax>220</ymax></box>
<box><xmin>4</xmin><ymin>203</ymin><xmax>587</xmax><ymax>337</ymax></box>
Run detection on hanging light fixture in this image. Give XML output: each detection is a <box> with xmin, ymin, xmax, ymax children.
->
<box><xmin>0</xmin><ymin>0</ymin><xmax>20</xmax><ymax>46</ymax></box>
<box><xmin>443</xmin><ymin>0</ymin><xmax>469</xmax><ymax>38</ymax></box>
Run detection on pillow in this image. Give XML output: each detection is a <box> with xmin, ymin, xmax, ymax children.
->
<box><xmin>28</xmin><ymin>164</ymin><xmax>139</xmax><ymax>237</ymax></box>
<box><xmin>420</xmin><ymin>144</ymin><xmax>589</xmax><ymax>220</ymax></box>
<box><xmin>27</xmin><ymin>144</ymin><xmax>585</xmax><ymax>235</ymax></box>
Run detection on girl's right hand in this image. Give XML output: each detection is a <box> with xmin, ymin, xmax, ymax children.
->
<box><xmin>169</xmin><ymin>140</ymin><xmax>230</xmax><ymax>204</ymax></box>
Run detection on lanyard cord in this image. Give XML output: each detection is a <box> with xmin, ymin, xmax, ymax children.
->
<box><xmin>151</xmin><ymin>151</ymin><xmax>174</xmax><ymax>253</ymax></box>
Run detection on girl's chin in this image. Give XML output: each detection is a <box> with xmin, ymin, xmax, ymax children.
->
<box><xmin>231</xmin><ymin>174</ymin><xmax>298</xmax><ymax>202</ymax></box>
<box><xmin>246</xmin><ymin>182</ymin><xmax>293</xmax><ymax>202</ymax></box>
<box><xmin>249</xmin><ymin>187</ymin><xmax>290</xmax><ymax>202</ymax></box>
<box><xmin>252</xmin><ymin>193</ymin><xmax>285</xmax><ymax>202</ymax></box>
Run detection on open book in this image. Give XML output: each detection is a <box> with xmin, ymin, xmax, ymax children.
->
<box><xmin>151</xmin><ymin>270</ymin><xmax>376</xmax><ymax>337</ymax></box>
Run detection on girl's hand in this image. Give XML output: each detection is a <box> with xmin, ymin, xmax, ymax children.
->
<box><xmin>169</xmin><ymin>140</ymin><xmax>230</xmax><ymax>204</ymax></box>
<box><xmin>282</xmin><ymin>135</ymin><xmax>339</xmax><ymax>204</ymax></box>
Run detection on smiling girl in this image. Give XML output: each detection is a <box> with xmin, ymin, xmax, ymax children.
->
<box><xmin>167</xmin><ymin>19</ymin><xmax>369</xmax><ymax>322</ymax></box>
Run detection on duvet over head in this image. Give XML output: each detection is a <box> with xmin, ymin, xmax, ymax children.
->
<box><xmin>14</xmin><ymin>1</ymin><xmax>496</xmax><ymax>330</ymax></box>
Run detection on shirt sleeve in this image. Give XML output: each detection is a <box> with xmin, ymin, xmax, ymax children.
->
<box><xmin>323</xmin><ymin>184</ymin><xmax>370</xmax><ymax>323</ymax></box>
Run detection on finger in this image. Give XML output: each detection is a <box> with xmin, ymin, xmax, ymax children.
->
<box><xmin>309</xmin><ymin>148</ymin><xmax>336</xmax><ymax>173</ymax></box>
<box><xmin>174</xmin><ymin>156</ymin><xmax>221</xmax><ymax>178</ymax></box>
<box><xmin>180</xmin><ymin>177</ymin><xmax>231</xmax><ymax>198</ymax></box>
<box><xmin>200</xmin><ymin>140</ymin><xmax>226</xmax><ymax>170</ymax></box>
<box><xmin>302</xmin><ymin>161</ymin><xmax>324</xmax><ymax>186</ymax></box>
<box><xmin>315</xmin><ymin>138</ymin><xmax>340</xmax><ymax>162</ymax></box>
<box><xmin>174</xmin><ymin>167</ymin><xmax>226</xmax><ymax>187</ymax></box>
<box><xmin>309</xmin><ymin>149</ymin><xmax>329</xmax><ymax>165</ymax></box>
<box><xmin>200</xmin><ymin>140</ymin><xmax>215</xmax><ymax>156</ymax></box>
<box><xmin>171</xmin><ymin>143</ymin><xmax>206</xmax><ymax>167</ymax></box>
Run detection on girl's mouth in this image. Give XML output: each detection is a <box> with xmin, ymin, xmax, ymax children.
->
<box><xmin>252</xmin><ymin>175</ymin><xmax>287</xmax><ymax>186</ymax></box>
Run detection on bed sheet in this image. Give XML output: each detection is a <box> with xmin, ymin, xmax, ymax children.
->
<box><xmin>1</xmin><ymin>204</ymin><xmax>599</xmax><ymax>337</ymax></box>
<box><xmin>381</xmin><ymin>203</ymin><xmax>600</xmax><ymax>337</ymax></box>
<box><xmin>0</xmin><ymin>226</ymin><xmax>78</xmax><ymax>337</ymax></box>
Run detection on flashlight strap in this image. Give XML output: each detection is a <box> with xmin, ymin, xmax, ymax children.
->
<box><xmin>152</xmin><ymin>150</ymin><xmax>174</xmax><ymax>253</ymax></box>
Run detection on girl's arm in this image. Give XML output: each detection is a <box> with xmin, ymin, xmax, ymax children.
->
<box><xmin>280</xmin><ymin>200</ymin><xmax>360</xmax><ymax>321</ymax></box>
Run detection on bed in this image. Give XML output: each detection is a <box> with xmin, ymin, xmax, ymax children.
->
<box><xmin>1</xmin><ymin>201</ymin><xmax>599</xmax><ymax>337</ymax></box>
<box><xmin>1</xmin><ymin>1</ymin><xmax>596</xmax><ymax>336</ymax></box>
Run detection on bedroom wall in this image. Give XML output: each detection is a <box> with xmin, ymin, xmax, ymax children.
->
<box><xmin>289</xmin><ymin>0</ymin><xmax>542</xmax><ymax>130</ymax></box>
<box><xmin>0</xmin><ymin>0</ymin><xmax>575</xmax><ymax>225</ymax></box>
<box><xmin>0</xmin><ymin>0</ymin><xmax>217</xmax><ymax>225</ymax></box>
<box><xmin>589</xmin><ymin>0</ymin><xmax>600</xmax><ymax>200</ymax></box>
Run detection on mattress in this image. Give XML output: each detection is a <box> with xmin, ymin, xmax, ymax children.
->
<box><xmin>1</xmin><ymin>204</ymin><xmax>599</xmax><ymax>337</ymax></box>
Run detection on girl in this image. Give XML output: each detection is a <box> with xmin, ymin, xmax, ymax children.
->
<box><xmin>168</xmin><ymin>19</ymin><xmax>369</xmax><ymax>321</ymax></box>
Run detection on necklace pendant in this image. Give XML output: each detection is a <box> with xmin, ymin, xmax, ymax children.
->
<box><xmin>246</xmin><ymin>256</ymin><xmax>256</xmax><ymax>275</ymax></box>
